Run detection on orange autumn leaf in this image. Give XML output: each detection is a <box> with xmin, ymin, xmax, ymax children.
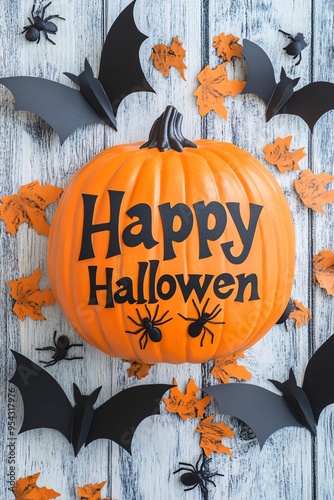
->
<box><xmin>123</xmin><ymin>359</ymin><xmax>155</xmax><ymax>379</ymax></box>
<box><xmin>289</xmin><ymin>300</ymin><xmax>312</xmax><ymax>328</ymax></box>
<box><xmin>212</xmin><ymin>32</ymin><xmax>243</xmax><ymax>61</ymax></box>
<box><xmin>211</xmin><ymin>352</ymin><xmax>252</xmax><ymax>383</ymax></box>
<box><xmin>294</xmin><ymin>169</ymin><xmax>334</xmax><ymax>213</ymax></box>
<box><xmin>150</xmin><ymin>36</ymin><xmax>187</xmax><ymax>80</ymax></box>
<box><xmin>13</xmin><ymin>472</ymin><xmax>60</xmax><ymax>500</ymax></box>
<box><xmin>194</xmin><ymin>63</ymin><xmax>245</xmax><ymax>119</ymax></box>
<box><xmin>77</xmin><ymin>481</ymin><xmax>110</xmax><ymax>500</ymax></box>
<box><xmin>8</xmin><ymin>267</ymin><xmax>55</xmax><ymax>321</ymax></box>
<box><xmin>263</xmin><ymin>136</ymin><xmax>307</xmax><ymax>173</ymax></box>
<box><xmin>313</xmin><ymin>249</ymin><xmax>334</xmax><ymax>296</ymax></box>
<box><xmin>0</xmin><ymin>180</ymin><xmax>62</xmax><ymax>237</ymax></box>
<box><xmin>196</xmin><ymin>415</ymin><xmax>235</xmax><ymax>457</ymax></box>
<box><xmin>163</xmin><ymin>378</ymin><xmax>211</xmax><ymax>420</ymax></box>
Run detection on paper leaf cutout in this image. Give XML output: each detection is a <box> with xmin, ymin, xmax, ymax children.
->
<box><xmin>8</xmin><ymin>267</ymin><xmax>56</xmax><ymax>321</ymax></box>
<box><xmin>196</xmin><ymin>415</ymin><xmax>235</xmax><ymax>457</ymax></box>
<box><xmin>294</xmin><ymin>169</ymin><xmax>334</xmax><ymax>213</ymax></box>
<box><xmin>289</xmin><ymin>300</ymin><xmax>312</xmax><ymax>328</ymax></box>
<box><xmin>212</xmin><ymin>33</ymin><xmax>243</xmax><ymax>61</ymax></box>
<box><xmin>0</xmin><ymin>180</ymin><xmax>62</xmax><ymax>237</ymax></box>
<box><xmin>163</xmin><ymin>378</ymin><xmax>211</xmax><ymax>421</ymax></box>
<box><xmin>77</xmin><ymin>481</ymin><xmax>110</xmax><ymax>500</ymax></box>
<box><xmin>263</xmin><ymin>136</ymin><xmax>307</xmax><ymax>173</ymax></box>
<box><xmin>313</xmin><ymin>249</ymin><xmax>334</xmax><ymax>296</ymax></box>
<box><xmin>123</xmin><ymin>359</ymin><xmax>155</xmax><ymax>380</ymax></box>
<box><xmin>194</xmin><ymin>63</ymin><xmax>246</xmax><ymax>119</ymax></box>
<box><xmin>211</xmin><ymin>352</ymin><xmax>252</xmax><ymax>383</ymax></box>
<box><xmin>150</xmin><ymin>36</ymin><xmax>187</xmax><ymax>80</ymax></box>
<box><xmin>13</xmin><ymin>472</ymin><xmax>60</xmax><ymax>500</ymax></box>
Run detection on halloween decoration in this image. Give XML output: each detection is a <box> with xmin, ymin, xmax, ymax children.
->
<box><xmin>36</xmin><ymin>330</ymin><xmax>83</xmax><ymax>367</ymax></box>
<box><xmin>263</xmin><ymin>136</ymin><xmax>306</xmax><ymax>174</ymax></box>
<box><xmin>313</xmin><ymin>249</ymin><xmax>334</xmax><ymax>296</ymax></box>
<box><xmin>212</xmin><ymin>32</ymin><xmax>243</xmax><ymax>61</ymax></box>
<box><xmin>174</xmin><ymin>455</ymin><xmax>224</xmax><ymax>499</ymax></box>
<box><xmin>294</xmin><ymin>169</ymin><xmax>334</xmax><ymax>213</ymax></box>
<box><xmin>163</xmin><ymin>378</ymin><xmax>211</xmax><ymax>420</ymax></box>
<box><xmin>12</xmin><ymin>472</ymin><xmax>60</xmax><ymax>499</ymax></box>
<box><xmin>1</xmin><ymin>0</ymin><xmax>154</xmax><ymax>144</ymax></box>
<box><xmin>279</xmin><ymin>29</ymin><xmax>307</xmax><ymax>66</ymax></box>
<box><xmin>289</xmin><ymin>300</ymin><xmax>312</xmax><ymax>328</ymax></box>
<box><xmin>204</xmin><ymin>334</ymin><xmax>334</xmax><ymax>449</ymax></box>
<box><xmin>150</xmin><ymin>36</ymin><xmax>187</xmax><ymax>80</ymax></box>
<box><xmin>22</xmin><ymin>2</ymin><xmax>65</xmax><ymax>45</ymax></box>
<box><xmin>242</xmin><ymin>39</ymin><xmax>334</xmax><ymax>131</ymax></box>
<box><xmin>10</xmin><ymin>350</ymin><xmax>173</xmax><ymax>455</ymax></box>
<box><xmin>48</xmin><ymin>105</ymin><xmax>295</xmax><ymax>364</ymax></box>
<box><xmin>77</xmin><ymin>481</ymin><xmax>110</xmax><ymax>500</ymax></box>
<box><xmin>196</xmin><ymin>415</ymin><xmax>235</xmax><ymax>456</ymax></box>
<box><xmin>211</xmin><ymin>352</ymin><xmax>252</xmax><ymax>383</ymax></box>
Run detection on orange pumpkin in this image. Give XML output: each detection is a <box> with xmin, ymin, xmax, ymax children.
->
<box><xmin>48</xmin><ymin>106</ymin><xmax>295</xmax><ymax>364</ymax></box>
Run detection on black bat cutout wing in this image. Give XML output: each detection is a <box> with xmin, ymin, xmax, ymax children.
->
<box><xmin>10</xmin><ymin>350</ymin><xmax>173</xmax><ymax>455</ymax></box>
<box><xmin>204</xmin><ymin>383</ymin><xmax>303</xmax><ymax>449</ymax></box>
<box><xmin>242</xmin><ymin>38</ymin><xmax>334</xmax><ymax>131</ymax></box>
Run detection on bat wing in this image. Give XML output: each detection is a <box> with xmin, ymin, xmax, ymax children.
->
<box><xmin>303</xmin><ymin>334</ymin><xmax>334</xmax><ymax>423</ymax></box>
<box><xmin>242</xmin><ymin>39</ymin><xmax>277</xmax><ymax>106</ymax></box>
<box><xmin>98</xmin><ymin>0</ymin><xmax>155</xmax><ymax>116</ymax></box>
<box><xmin>86</xmin><ymin>384</ymin><xmax>173</xmax><ymax>454</ymax></box>
<box><xmin>0</xmin><ymin>76</ymin><xmax>105</xmax><ymax>144</ymax></box>
<box><xmin>204</xmin><ymin>383</ymin><xmax>303</xmax><ymax>449</ymax></box>
<box><xmin>278</xmin><ymin>82</ymin><xmax>334</xmax><ymax>132</ymax></box>
<box><xmin>10</xmin><ymin>350</ymin><xmax>73</xmax><ymax>442</ymax></box>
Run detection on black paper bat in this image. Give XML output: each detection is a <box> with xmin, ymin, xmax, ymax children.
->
<box><xmin>0</xmin><ymin>0</ymin><xmax>154</xmax><ymax>144</ymax></box>
<box><xmin>242</xmin><ymin>38</ymin><xmax>334</xmax><ymax>132</ymax></box>
<box><xmin>10</xmin><ymin>350</ymin><xmax>172</xmax><ymax>456</ymax></box>
<box><xmin>204</xmin><ymin>334</ymin><xmax>334</xmax><ymax>449</ymax></box>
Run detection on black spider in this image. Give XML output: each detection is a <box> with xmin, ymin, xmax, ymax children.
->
<box><xmin>173</xmin><ymin>455</ymin><xmax>224</xmax><ymax>499</ymax></box>
<box><xmin>126</xmin><ymin>304</ymin><xmax>172</xmax><ymax>350</ymax></box>
<box><xmin>22</xmin><ymin>2</ymin><xmax>65</xmax><ymax>45</ymax></box>
<box><xmin>36</xmin><ymin>331</ymin><xmax>83</xmax><ymax>367</ymax></box>
<box><xmin>178</xmin><ymin>298</ymin><xmax>225</xmax><ymax>347</ymax></box>
<box><xmin>279</xmin><ymin>29</ymin><xmax>307</xmax><ymax>66</ymax></box>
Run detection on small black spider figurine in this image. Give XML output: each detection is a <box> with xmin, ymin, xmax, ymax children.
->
<box><xmin>279</xmin><ymin>29</ymin><xmax>308</xmax><ymax>66</ymax></box>
<box><xmin>126</xmin><ymin>304</ymin><xmax>172</xmax><ymax>350</ymax></box>
<box><xmin>36</xmin><ymin>331</ymin><xmax>83</xmax><ymax>367</ymax></box>
<box><xmin>22</xmin><ymin>2</ymin><xmax>65</xmax><ymax>45</ymax></box>
<box><xmin>178</xmin><ymin>298</ymin><xmax>225</xmax><ymax>347</ymax></box>
<box><xmin>174</xmin><ymin>455</ymin><xmax>224</xmax><ymax>500</ymax></box>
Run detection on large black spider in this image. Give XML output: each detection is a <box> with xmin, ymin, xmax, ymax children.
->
<box><xmin>173</xmin><ymin>455</ymin><xmax>224</xmax><ymax>499</ymax></box>
<box><xmin>178</xmin><ymin>298</ymin><xmax>225</xmax><ymax>347</ymax></box>
<box><xmin>22</xmin><ymin>2</ymin><xmax>65</xmax><ymax>45</ymax></box>
<box><xmin>126</xmin><ymin>304</ymin><xmax>172</xmax><ymax>350</ymax></box>
<box><xmin>36</xmin><ymin>331</ymin><xmax>83</xmax><ymax>367</ymax></box>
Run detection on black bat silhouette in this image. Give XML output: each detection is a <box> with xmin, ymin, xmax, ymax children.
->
<box><xmin>10</xmin><ymin>350</ymin><xmax>172</xmax><ymax>456</ymax></box>
<box><xmin>0</xmin><ymin>0</ymin><xmax>154</xmax><ymax>144</ymax></box>
<box><xmin>204</xmin><ymin>334</ymin><xmax>334</xmax><ymax>449</ymax></box>
<box><xmin>242</xmin><ymin>38</ymin><xmax>334</xmax><ymax>132</ymax></box>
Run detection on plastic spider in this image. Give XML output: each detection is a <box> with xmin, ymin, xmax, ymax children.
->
<box><xmin>22</xmin><ymin>2</ymin><xmax>65</xmax><ymax>45</ymax></box>
<box><xmin>178</xmin><ymin>298</ymin><xmax>225</xmax><ymax>346</ymax></box>
<box><xmin>36</xmin><ymin>331</ymin><xmax>83</xmax><ymax>367</ymax></box>
<box><xmin>126</xmin><ymin>304</ymin><xmax>172</xmax><ymax>349</ymax></box>
<box><xmin>174</xmin><ymin>455</ymin><xmax>224</xmax><ymax>499</ymax></box>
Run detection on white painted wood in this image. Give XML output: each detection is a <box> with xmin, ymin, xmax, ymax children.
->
<box><xmin>0</xmin><ymin>0</ymin><xmax>333</xmax><ymax>499</ymax></box>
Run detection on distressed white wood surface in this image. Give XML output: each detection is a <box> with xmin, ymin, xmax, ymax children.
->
<box><xmin>0</xmin><ymin>0</ymin><xmax>333</xmax><ymax>498</ymax></box>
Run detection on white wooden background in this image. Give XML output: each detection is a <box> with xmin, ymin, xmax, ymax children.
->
<box><xmin>0</xmin><ymin>0</ymin><xmax>333</xmax><ymax>498</ymax></box>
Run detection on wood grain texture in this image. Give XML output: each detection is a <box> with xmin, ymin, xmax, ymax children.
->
<box><xmin>0</xmin><ymin>0</ymin><xmax>333</xmax><ymax>499</ymax></box>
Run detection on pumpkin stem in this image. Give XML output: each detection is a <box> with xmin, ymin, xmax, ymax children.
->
<box><xmin>140</xmin><ymin>105</ymin><xmax>197</xmax><ymax>152</ymax></box>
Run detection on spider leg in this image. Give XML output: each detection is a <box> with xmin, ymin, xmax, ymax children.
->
<box><xmin>44</xmin><ymin>14</ymin><xmax>65</xmax><ymax>21</ymax></box>
<box><xmin>177</xmin><ymin>462</ymin><xmax>196</xmax><ymax>471</ymax></box>
<box><xmin>139</xmin><ymin>332</ymin><xmax>148</xmax><ymax>350</ymax></box>
<box><xmin>64</xmin><ymin>356</ymin><xmax>83</xmax><ymax>361</ymax></box>
<box><xmin>43</xmin><ymin>31</ymin><xmax>56</xmax><ymax>44</ymax></box>
<box><xmin>68</xmin><ymin>343</ymin><xmax>84</xmax><ymax>349</ymax></box>
<box><xmin>192</xmin><ymin>299</ymin><xmax>201</xmax><ymax>317</ymax></box>
<box><xmin>296</xmin><ymin>53</ymin><xmax>302</xmax><ymax>66</ymax></box>
<box><xmin>127</xmin><ymin>315</ymin><xmax>143</xmax><ymax>328</ymax></box>
<box><xmin>41</xmin><ymin>1</ymin><xmax>52</xmax><ymax>18</ymax></box>
<box><xmin>36</xmin><ymin>346</ymin><xmax>56</xmax><ymax>352</ymax></box>
<box><xmin>208</xmin><ymin>304</ymin><xmax>222</xmax><ymax>318</ymax></box>
<box><xmin>155</xmin><ymin>316</ymin><xmax>172</xmax><ymax>327</ymax></box>
<box><xmin>199</xmin><ymin>481</ymin><xmax>209</xmax><ymax>500</ymax></box>
<box><xmin>200</xmin><ymin>326</ymin><xmax>214</xmax><ymax>347</ymax></box>
<box><xmin>150</xmin><ymin>304</ymin><xmax>159</xmax><ymax>322</ymax></box>
<box><xmin>173</xmin><ymin>466</ymin><xmax>195</xmax><ymax>474</ymax></box>
<box><xmin>136</xmin><ymin>308</ymin><xmax>144</xmax><ymax>324</ymax></box>
<box><xmin>200</xmin><ymin>297</ymin><xmax>210</xmax><ymax>316</ymax></box>
<box><xmin>196</xmin><ymin>454</ymin><xmax>204</xmax><ymax>471</ymax></box>
<box><xmin>184</xmin><ymin>483</ymin><xmax>199</xmax><ymax>492</ymax></box>
<box><xmin>207</xmin><ymin>319</ymin><xmax>225</xmax><ymax>325</ymax></box>
<box><xmin>178</xmin><ymin>313</ymin><xmax>196</xmax><ymax>322</ymax></box>
<box><xmin>125</xmin><ymin>326</ymin><xmax>145</xmax><ymax>335</ymax></box>
<box><xmin>39</xmin><ymin>359</ymin><xmax>57</xmax><ymax>367</ymax></box>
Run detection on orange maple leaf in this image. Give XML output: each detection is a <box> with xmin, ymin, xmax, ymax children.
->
<box><xmin>150</xmin><ymin>36</ymin><xmax>187</xmax><ymax>80</ymax></box>
<box><xmin>194</xmin><ymin>63</ymin><xmax>245</xmax><ymax>119</ymax></box>
<box><xmin>196</xmin><ymin>415</ymin><xmax>235</xmax><ymax>457</ymax></box>
<box><xmin>13</xmin><ymin>472</ymin><xmax>60</xmax><ymax>500</ymax></box>
<box><xmin>8</xmin><ymin>267</ymin><xmax>55</xmax><ymax>321</ymax></box>
<box><xmin>212</xmin><ymin>32</ymin><xmax>243</xmax><ymax>61</ymax></box>
<box><xmin>163</xmin><ymin>378</ymin><xmax>211</xmax><ymax>420</ymax></box>
<box><xmin>211</xmin><ymin>352</ymin><xmax>252</xmax><ymax>383</ymax></box>
<box><xmin>313</xmin><ymin>249</ymin><xmax>334</xmax><ymax>296</ymax></box>
<box><xmin>0</xmin><ymin>180</ymin><xmax>62</xmax><ymax>237</ymax></box>
<box><xmin>289</xmin><ymin>300</ymin><xmax>312</xmax><ymax>328</ymax></box>
<box><xmin>263</xmin><ymin>136</ymin><xmax>307</xmax><ymax>173</ymax></box>
<box><xmin>294</xmin><ymin>169</ymin><xmax>334</xmax><ymax>213</ymax></box>
<box><xmin>123</xmin><ymin>359</ymin><xmax>155</xmax><ymax>380</ymax></box>
<box><xmin>77</xmin><ymin>481</ymin><xmax>110</xmax><ymax>500</ymax></box>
